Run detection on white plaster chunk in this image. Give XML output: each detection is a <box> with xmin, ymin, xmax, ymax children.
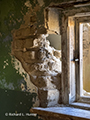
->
<box><xmin>26</xmin><ymin>34</ymin><xmax>61</xmax><ymax>107</ymax></box>
<box><xmin>47</xmin><ymin>89</ymin><xmax>59</xmax><ymax>107</ymax></box>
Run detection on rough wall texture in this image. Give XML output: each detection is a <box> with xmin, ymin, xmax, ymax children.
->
<box><xmin>1</xmin><ymin>0</ymin><xmax>90</xmax><ymax>119</ymax></box>
<box><xmin>11</xmin><ymin>0</ymin><xmax>90</xmax><ymax>107</ymax></box>
<box><xmin>12</xmin><ymin>30</ymin><xmax>61</xmax><ymax>107</ymax></box>
<box><xmin>11</xmin><ymin>0</ymin><xmax>62</xmax><ymax>108</ymax></box>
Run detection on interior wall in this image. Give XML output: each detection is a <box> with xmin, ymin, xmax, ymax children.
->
<box><xmin>0</xmin><ymin>0</ymin><xmax>39</xmax><ymax>120</ymax></box>
<box><xmin>0</xmin><ymin>0</ymin><xmax>89</xmax><ymax>120</ymax></box>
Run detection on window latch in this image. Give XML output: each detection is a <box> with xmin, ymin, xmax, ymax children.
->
<box><xmin>71</xmin><ymin>58</ymin><xmax>79</xmax><ymax>62</ymax></box>
<box><xmin>74</xmin><ymin>58</ymin><xmax>79</xmax><ymax>62</ymax></box>
<box><xmin>71</xmin><ymin>50</ymin><xmax>79</xmax><ymax>62</ymax></box>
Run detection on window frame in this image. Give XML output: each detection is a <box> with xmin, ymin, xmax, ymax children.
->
<box><xmin>61</xmin><ymin>8</ymin><xmax>90</xmax><ymax>107</ymax></box>
<box><xmin>75</xmin><ymin>16</ymin><xmax>90</xmax><ymax>103</ymax></box>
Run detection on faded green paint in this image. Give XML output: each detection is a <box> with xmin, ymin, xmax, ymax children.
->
<box><xmin>0</xmin><ymin>88</ymin><xmax>41</xmax><ymax>120</ymax></box>
<box><xmin>0</xmin><ymin>0</ymin><xmax>28</xmax><ymax>90</ymax></box>
<box><xmin>0</xmin><ymin>0</ymin><xmax>40</xmax><ymax>120</ymax></box>
<box><xmin>0</xmin><ymin>0</ymin><xmax>27</xmax><ymax>34</ymax></box>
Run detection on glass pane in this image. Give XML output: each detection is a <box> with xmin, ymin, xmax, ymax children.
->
<box><xmin>81</xmin><ymin>23</ymin><xmax>90</xmax><ymax>96</ymax></box>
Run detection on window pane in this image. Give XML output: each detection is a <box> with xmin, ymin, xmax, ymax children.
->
<box><xmin>81</xmin><ymin>23</ymin><xmax>90</xmax><ymax>96</ymax></box>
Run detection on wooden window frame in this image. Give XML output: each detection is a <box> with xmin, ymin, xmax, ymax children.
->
<box><xmin>61</xmin><ymin>11</ymin><xmax>90</xmax><ymax>108</ymax></box>
<box><xmin>75</xmin><ymin>16</ymin><xmax>90</xmax><ymax>104</ymax></box>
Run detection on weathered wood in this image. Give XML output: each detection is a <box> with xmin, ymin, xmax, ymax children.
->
<box><xmin>49</xmin><ymin>0</ymin><xmax>90</xmax><ymax>9</ymax></box>
<box><xmin>61</xmin><ymin>14</ymin><xmax>69</xmax><ymax>104</ymax></box>
<box><xmin>68</xmin><ymin>17</ymin><xmax>76</xmax><ymax>103</ymax></box>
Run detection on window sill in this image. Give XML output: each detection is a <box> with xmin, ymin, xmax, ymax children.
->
<box><xmin>70</xmin><ymin>102</ymin><xmax>90</xmax><ymax>110</ymax></box>
<box><xmin>30</xmin><ymin>106</ymin><xmax>90</xmax><ymax>120</ymax></box>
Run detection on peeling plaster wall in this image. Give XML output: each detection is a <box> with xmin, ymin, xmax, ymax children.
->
<box><xmin>0</xmin><ymin>0</ymin><xmax>90</xmax><ymax>119</ymax></box>
<box><xmin>11</xmin><ymin>0</ymin><xmax>62</xmax><ymax>107</ymax></box>
<box><xmin>0</xmin><ymin>0</ymin><xmax>40</xmax><ymax>120</ymax></box>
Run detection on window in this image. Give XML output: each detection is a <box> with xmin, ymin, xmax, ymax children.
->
<box><xmin>81</xmin><ymin>23</ymin><xmax>90</xmax><ymax>97</ymax></box>
<box><xmin>68</xmin><ymin>14</ymin><xmax>90</xmax><ymax>106</ymax></box>
<box><xmin>61</xmin><ymin>8</ymin><xmax>90</xmax><ymax>108</ymax></box>
<box><xmin>75</xmin><ymin>16</ymin><xmax>90</xmax><ymax>103</ymax></box>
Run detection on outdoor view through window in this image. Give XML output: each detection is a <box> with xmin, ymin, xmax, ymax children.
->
<box><xmin>80</xmin><ymin>23</ymin><xmax>90</xmax><ymax>96</ymax></box>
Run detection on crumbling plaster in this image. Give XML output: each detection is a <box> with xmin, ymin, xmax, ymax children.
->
<box><xmin>11</xmin><ymin>0</ymin><xmax>90</xmax><ymax>108</ymax></box>
<box><xmin>11</xmin><ymin>0</ymin><xmax>62</xmax><ymax>107</ymax></box>
<box><xmin>12</xmin><ymin>12</ymin><xmax>61</xmax><ymax>107</ymax></box>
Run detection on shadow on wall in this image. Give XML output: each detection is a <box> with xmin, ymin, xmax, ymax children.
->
<box><xmin>46</xmin><ymin>34</ymin><xmax>61</xmax><ymax>50</ymax></box>
<box><xmin>0</xmin><ymin>88</ymin><xmax>42</xmax><ymax>120</ymax></box>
